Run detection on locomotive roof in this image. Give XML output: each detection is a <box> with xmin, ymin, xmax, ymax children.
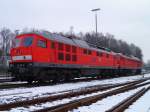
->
<box><xmin>18</xmin><ymin>31</ymin><xmax>140</xmax><ymax>61</ymax></box>
<box><xmin>51</xmin><ymin>34</ymin><xmax>113</xmax><ymax>54</ymax></box>
<box><xmin>72</xmin><ymin>39</ymin><xmax>90</xmax><ymax>48</ymax></box>
<box><xmin>116</xmin><ymin>53</ymin><xmax>141</xmax><ymax>61</ymax></box>
<box><xmin>20</xmin><ymin>31</ymin><xmax>110</xmax><ymax>53</ymax></box>
<box><xmin>35</xmin><ymin>31</ymin><xmax>112</xmax><ymax>54</ymax></box>
<box><xmin>39</xmin><ymin>31</ymin><xmax>77</xmax><ymax>46</ymax></box>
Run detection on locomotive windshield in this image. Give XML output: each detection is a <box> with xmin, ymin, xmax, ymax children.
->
<box><xmin>23</xmin><ymin>37</ymin><xmax>33</xmax><ymax>47</ymax></box>
<box><xmin>12</xmin><ymin>37</ymin><xmax>33</xmax><ymax>48</ymax></box>
<box><xmin>12</xmin><ymin>38</ymin><xmax>21</xmax><ymax>48</ymax></box>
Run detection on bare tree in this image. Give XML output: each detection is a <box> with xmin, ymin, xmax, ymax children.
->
<box><xmin>0</xmin><ymin>28</ymin><xmax>15</xmax><ymax>65</ymax></box>
<box><xmin>83</xmin><ymin>32</ymin><xmax>143</xmax><ymax>60</ymax></box>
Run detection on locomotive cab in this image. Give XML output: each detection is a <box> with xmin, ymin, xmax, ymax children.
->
<box><xmin>11</xmin><ymin>36</ymin><xmax>33</xmax><ymax>62</ymax></box>
<box><xmin>10</xmin><ymin>34</ymin><xmax>35</xmax><ymax>82</ymax></box>
<box><xmin>10</xmin><ymin>33</ymin><xmax>50</xmax><ymax>82</ymax></box>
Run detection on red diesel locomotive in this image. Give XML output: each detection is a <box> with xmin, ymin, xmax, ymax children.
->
<box><xmin>9</xmin><ymin>31</ymin><xmax>142</xmax><ymax>83</ymax></box>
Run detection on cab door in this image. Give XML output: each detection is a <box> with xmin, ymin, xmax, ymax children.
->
<box><xmin>50</xmin><ymin>41</ymin><xmax>56</xmax><ymax>63</ymax></box>
<box><xmin>35</xmin><ymin>38</ymin><xmax>49</xmax><ymax>63</ymax></box>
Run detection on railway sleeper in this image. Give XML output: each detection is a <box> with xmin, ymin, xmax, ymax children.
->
<box><xmin>106</xmin><ymin>86</ymin><xmax>150</xmax><ymax>112</ymax></box>
<box><xmin>34</xmin><ymin>79</ymin><xmax>150</xmax><ymax>112</ymax></box>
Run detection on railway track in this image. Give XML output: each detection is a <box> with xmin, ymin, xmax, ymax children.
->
<box><xmin>0</xmin><ymin>75</ymin><xmax>135</xmax><ymax>90</ymax></box>
<box><xmin>0</xmin><ymin>77</ymin><xmax>12</xmax><ymax>83</ymax></box>
<box><xmin>106</xmin><ymin>86</ymin><xmax>150</xmax><ymax>112</ymax></box>
<box><xmin>0</xmin><ymin>73</ymin><xmax>148</xmax><ymax>90</ymax></box>
<box><xmin>31</xmin><ymin>78</ymin><xmax>150</xmax><ymax>112</ymax></box>
<box><xmin>0</xmin><ymin>78</ymin><xmax>149</xmax><ymax>111</ymax></box>
<box><xmin>0</xmin><ymin>77</ymin><xmax>98</xmax><ymax>90</ymax></box>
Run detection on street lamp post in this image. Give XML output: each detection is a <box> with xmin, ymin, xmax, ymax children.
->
<box><xmin>91</xmin><ymin>8</ymin><xmax>100</xmax><ymax>36</ymax></box>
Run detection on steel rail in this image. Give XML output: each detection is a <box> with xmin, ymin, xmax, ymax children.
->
<box><xmin>106</xmin><ymin>86</ymin><xmax>150</xmax><ymax>112</ymax></box>
<box><xmin>0</xmin><ymin>78</ymin><xmax>146</xmax><ymax>111</ymax></box>
<box><xmin>34</xmin><ymin>79</ymin><xmax>150</xmax><ymax>112</ymax></box>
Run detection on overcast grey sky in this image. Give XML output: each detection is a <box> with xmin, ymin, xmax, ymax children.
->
<box><xmin>0</xmin><ymin>0</ymin><xmax>150</xmax><ymax>62</ymax></box>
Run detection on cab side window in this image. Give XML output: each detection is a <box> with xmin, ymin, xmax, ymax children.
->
<box><xmin>58</xmin><ymin>43</ymin><xmax>64</xmax><ymax>50</ymax></box>
<box><xmin>51</xmin><ymin>41</ymin><xmax>55</xmax><ymax>49</ymax></box>
<box><xmin>38</xmin><ymin>40</ymin><xmax>47</xmax><ymax>48</ymax></box>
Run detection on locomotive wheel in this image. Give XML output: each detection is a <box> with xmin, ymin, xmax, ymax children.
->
<box><xmin>37</xmin><ymin>71</ymin><xmax>47</xmax><ymax>83</ymax></box>
<box><xmin>27</xmin><ymin>77</ymin><xmax>33</xmax><ymax>84</ymax></box>
<box><xmin>38</xmin><ymin>79</ymin><xmax>45</xmax><ymax>84</ymax></box>
<box><xmin>27</xmin><ymin>79</ymin><xmax>33</xmax><ymax>84</ymax></box>
<box><xmin>52</xmin><ymin>73</ymin><xmax>60</xmax><ymax>83</ymax></box>
<box><xmin>96</xmin><ymin>75</ymin><xmax>102</xmax><ymax>79</ymax></box>
<box><xmin>64</xmin><ymin>74</ymin><xmax>73</xmax><ymax>82</ymax></box>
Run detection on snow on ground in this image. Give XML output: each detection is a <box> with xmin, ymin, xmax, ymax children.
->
<box><xmin>0</xmin><ymin>74</ymin><xmax>149</xmax><ymax>105</ymax></box>
<box><xmin>125</xmin><ymin>88</ymin><xmax>150</xmax><ymax>112</ymax></box>
<box><xmin>0</xmin><ymin>77</ymin><xmax>12</xmax><ymax>79</ymax></box>
<box><xmin>9</xmin><ymin>80</ymin><xmax>150</xmax><ymax>112</ymax></box>
<box><xmin>0</xmin><ymin>81</ymin><xmax>26</xmax><ymax>86</ymax></box>
<box><xmin>72</xmin><ymin>85</ymin><xmax>150</xmax><ymax>112</ymax></box>
<box><xmin>10</xmin><ymin>84</ymin><xmax>123</xmax><ymax>111</ymax></box>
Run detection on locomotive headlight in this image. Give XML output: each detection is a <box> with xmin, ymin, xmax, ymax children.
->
<box><xmin>24</xmin><ymin>55</ymin><xmax>32</xmax><ymax>60</ymax></box>
<box><xmin>12</xmin><ymin>55</ymin><xmax>32</xmax><ymax>61</ymax></box>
